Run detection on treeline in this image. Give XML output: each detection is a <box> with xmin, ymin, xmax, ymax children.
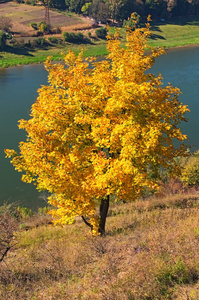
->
<box><xmin>27</xmin><ymin>0</ymin><xmax>199</xmax><ymax>23</ymax></box>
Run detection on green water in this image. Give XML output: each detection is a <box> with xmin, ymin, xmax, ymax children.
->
<box><xmin>0</xmin><ymin>64</ymin><xmax>48</xmax><ymax>209</ymax></box>
<box><xmin>1</xmin><ymin>47</ymin><xmax>199</xmax><ymax>209</ymax></box>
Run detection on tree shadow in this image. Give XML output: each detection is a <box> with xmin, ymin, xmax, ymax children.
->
<box><xmin>150</xmin><ymin>24</ymin><xmax>163</xmax><ymax>32</ymax></box>
<box><xmin>149</xmin><ymin>33</ymin><xmax>166</xmax><ymax>40</ymax></box>
<box><xmin>5</xmin><ymin>45</ymin><xmax>34</xmax><ymax>56</ymax></box>
<box><xmin>153</xmin><ymin>16</ymin><xmax>199</xmax><ymax>27</ymax></box>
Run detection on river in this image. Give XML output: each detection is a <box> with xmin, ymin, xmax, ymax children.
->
<box><xmin>1</xmin><ymin>47</ymin><xmax>199</xmax><ymax>209</ymax></box>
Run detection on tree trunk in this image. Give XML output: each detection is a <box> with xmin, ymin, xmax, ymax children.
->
<box><xmin>98</xmin><ymin>195</ymin><xmax>110</xmax><ymax>235</ymax></box>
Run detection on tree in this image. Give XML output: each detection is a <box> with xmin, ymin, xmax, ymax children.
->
<box><xmin>123</xmin><ymin>12</ymin><xmax>141</xmax><ymax>29</ymax></box>
<box><xmin>106</xmin><ymin>0</ymin><xmax>124</xmax><ymax>23</ymax></box>
<box><xmin>65</xmin><ymin>0</ymin><xmax>86</xmax><ymax>13</ymax></box>
<box><xmin>5</xmin><ymin>16</ymin><xmax>189</xmax><ymax>235</ymax></box>
<box><xmin>90</xmin><ymin>0</ymin><xmax>110</xmax><ymax>23</ymax></box>
<box><xmin>81</xmin><ymin>2</ymin><xmax>92</xmax><ymax>15</ymax></box>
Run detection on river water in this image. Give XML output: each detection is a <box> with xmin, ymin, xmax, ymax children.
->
<box><xmin>1</xmin><ymin>47</ymin><xmax>199</xmax><ymax>209</ymax></box>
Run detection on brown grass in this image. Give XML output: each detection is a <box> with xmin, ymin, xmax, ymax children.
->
<box><xmin>0</xmin><ymin>190</ymin><xmax>199</xmax><ymax>299</ymax></box>
<box><xmin>0</xmin><ymin>2</ymin><xmax>92</xmax><ymax>35</ymax></box>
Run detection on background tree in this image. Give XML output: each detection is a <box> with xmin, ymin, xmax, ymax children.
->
<box><xmin>123</xmin><ymin>12</ymin><xmax>141</xmax><ymax>29</ymax></box>
<box><xmin>81</xmin><ymin>2</ymin><xmax>92</xmax><ymax>15</ymax></box>
<box><xmin>65</xmin><ymin>0</ymin><xmax>86</xmax><ymax>13</ymax></box>
<box><xmin>5</xmin><ymin>16</ymin><xmax>189</xmax><ymax>235</ymax></box>
<box><xmin>90</xmin><ymin>0</ymin><xmax>110</xmax><ymax>22</ymax></box>
<box><xmin>106</xmin><ymin>0</ymin><xmax>124</xmax><ymax>23</ymax></box>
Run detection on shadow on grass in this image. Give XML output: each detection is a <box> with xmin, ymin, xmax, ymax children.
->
<box><xmin>5</xmin><ymin>45</ymin><xmax>34</xmax><ymax>56</ymax></box>
<box><xmin>149</xmin><ymin>33</ymin><xmax>166</xmax><ymax>40</ymax></box>
<box><xmin>65</xmin><ymin>39</ymin><xmax>95</xmax><ymax>45</ymax></box>
<box><xmin>152</xmin><ymin>16</ymin><xmax>199</xmax><ymax>27</ymax></box>
<box><xmin>150</xmin><ymin>25</ymin><xmax>163</xmax><ymax>32</ymax></box>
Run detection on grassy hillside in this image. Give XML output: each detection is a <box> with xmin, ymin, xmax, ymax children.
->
<box><xmin>149</xmin><ymin>17</ymin><xmax>199</xmax><ymax>48</ymax></box>
<box><xmin>1</xmin><ymin>188</ymin><xmax>199</xmax><ymax>299</ymax></box>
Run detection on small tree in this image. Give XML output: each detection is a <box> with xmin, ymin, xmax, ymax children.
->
<box><xmin>95</xmin><ymin>27</ymin><xmax>107</xmax><ymax>39</ymax></box>
<box><xmin>5</xmin><ymin>16</ymin><xmax>189</xmax><ymax>235</ymax></box>
<box><xmin>123</xmin><ymin>12</ymin><xmax>141</xmax><ymax>30</ymax></box>
<box><xmin>38</xmin><ymin>22</ymin><xmax>51</xmax><ymax>34</ymax></box>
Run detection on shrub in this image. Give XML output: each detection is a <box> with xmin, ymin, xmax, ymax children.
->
<box><xmin>16</xmin><ymin>206</ymin><xmax>34</xmax><ymax>220</ymax></box>
<box><xmin>63</xmin><ymin>31</ymin><xmax>87</xmax><ymax>43</ymax></box>
<box><xmin>123</xmin><ymin>12</ymin><xmax>141</xmax><ymax>30</ymax></box>
<box><xmin>54</xmin><ymin>27</ymin><xmax>62</xmax><ymax>34</ymax></box>
<box><xmin>95</xmin><ymin>27</ymin><xmax>107</xmax><ymax>39</ymax></box>
<box><xmin>88</xmin><ymin>31</ymin><xmax>92</xmax><ymax>38</ymax></box>
<box><xmin>180</xmin><ymin>152</ymin><xmax>199</xmax><ymax>187</ymax></box>
<box><xmin>48</xmin><ymin>36</ymin><xmax>61</xmax><ymax>44</ymax></box>
<box><xmin>38</xmin><ymin>22</ymin><xmax>51</xmax><ymax>34</ymax></box>
<box><xmin>30</xmin><ymin>22</ymin><xmax>38</xmax><ymax>30</ymax></box>
<box><xmin>25</xmin><ymin>39</ymin><xmax>31</xmax><ymax>48</ymax></box>
<box><xmin>76</xmin><ymin>32</ymin><xmax>84</xmax><ymax>41</ymax></box>
<box><xmin>34</xmin><ymin>37</ymin><xmax>47</xmax><ymax>47</ymax></box>
<box><xmin>62</xmin><ymin>31</ymin><xmax>69</xmax><ymax>42</ymax></box>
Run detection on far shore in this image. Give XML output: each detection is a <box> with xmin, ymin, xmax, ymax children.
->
<box><xmin>1</xmin><ymin>41</ymin><xmax>199</xmax><ymax>69</ymax></box>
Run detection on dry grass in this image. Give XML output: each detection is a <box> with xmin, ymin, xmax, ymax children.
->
<box><xmin>0</xmin><ymin>190</ymin><xmax>199</xmax><ymax>299</ymax></box>
<box><xmin>0</xmin><ymin>2</ymin><xmax>91</xmax><ymax>35</ymax></box>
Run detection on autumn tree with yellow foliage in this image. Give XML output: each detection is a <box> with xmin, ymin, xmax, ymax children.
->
<box><xmin>5</xmin><ymin>17</ymin><xmax>189</xmax><ymax>235</ymax></box>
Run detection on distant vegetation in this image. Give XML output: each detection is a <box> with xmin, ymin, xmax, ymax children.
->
<box><xmin>1</xmin><ymin>2</ymin><xmax>199</xmax><ymax>68</ymax></box>
<box><xmin>18</xmin><ymin>0</ymin><xmax>199</xmax><ymax>24</ymax></box>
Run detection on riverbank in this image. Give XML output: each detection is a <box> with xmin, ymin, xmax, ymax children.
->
<box><xmin>1</xmin><ymin>16</ymin><xmax>199</xmax><ymax>68</ymax></box>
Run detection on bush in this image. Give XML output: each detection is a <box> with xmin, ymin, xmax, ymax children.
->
<box><xmin>180</xmin><ymin>151</ymin><xmax>199</xmax><ymax>186</ymax></box>
<box><xmin>95</xmin><ymin>27</ymin><xmax>107</xmax><ymax>39</ymax></box>
<box><xmin>38</xmin><ymin>22</ymin><xmax>51</xmax><ymax>34</ymax></box>
<box><xmin>63</xmin><ymin>31</ymin><xmax>88</xmax><ymax>43</ymax></box>
<box><xmin>62</xmin><ymin>31</ymin><xmax>69</xmax><ymax>42</ymax></box>
<box><xmin>31</xmin><ymin>37</ymin><xmax>47</xmax><ymax>48</ymax></box>
<box><xmin>25</xmin><ymin>39</ymin><xmax>31</xmax><ymax>48</ymax></box>
<box><xmin>48</xmin><ymin>36</ymin><xmax>61</xmax><ymax>44</ymax></box>
<box><xmin>30</xmin><ymin>22</ymin><xmax>38</xmax><ymax>30</ymax></box>
<box><xmin>52</xmin><ymin>27</ymin><xmax>62</xmax><ymax>34</ymax></box>
<box><xmin>16</xmin><ymin>206</ymin><xmax>34</xmax><ymax>220</ymax></box>
<box><xmin>123</xmin><ymin>12</ymin><xmax>141</xmax><ymax>30</ymax></box>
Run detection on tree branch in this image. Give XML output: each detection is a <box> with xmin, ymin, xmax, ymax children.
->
<box><xmin>81</xmin><ymin>216</ymin><xmax>93</xmax><ymax>230</ymax></box>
